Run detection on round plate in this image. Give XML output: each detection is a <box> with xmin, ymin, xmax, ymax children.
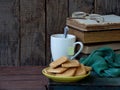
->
<box><xmin>42</xmin><ymin>67</ymin><xmax>91</xmax><ymax>83</ymax></box>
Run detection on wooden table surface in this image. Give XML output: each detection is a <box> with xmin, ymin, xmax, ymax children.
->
<box><xmin>0</xmin><ymin>66</ymin><xmax>48</xmax><ymax>90</ymax></box>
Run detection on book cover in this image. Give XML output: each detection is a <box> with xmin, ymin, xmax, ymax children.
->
<box><xmin>68</xmin><ymin>28</ymin><xmax>120</xmax><ymax>43</ymax></box>
<box><xmin>81</xmin><ymin>42</ymin><xmax>120</xmax><ymax>54</ymax></box>
<box><xmin>115</xmin><ymin>50</ymin><xmax>120</xmax><ymax>54</ymax></box>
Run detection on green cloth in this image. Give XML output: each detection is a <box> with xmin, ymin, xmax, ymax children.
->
<box><xmin>79</xmin><ymin>47</ymin><xmax>120</xmax><ymax>77</ymax></box>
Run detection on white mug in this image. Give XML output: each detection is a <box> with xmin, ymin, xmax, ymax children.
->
<box><xmin>50</xmin><ymin>34</ymin><xmax>83</xmax><ymax>61</ymax></box>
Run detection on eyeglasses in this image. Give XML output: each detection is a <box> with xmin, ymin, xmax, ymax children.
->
<box><xmin>72</xmin><ymin>12</ymin><xmax>104</xmax><ymax>23</ymax></box>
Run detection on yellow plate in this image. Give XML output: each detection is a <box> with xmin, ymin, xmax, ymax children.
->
<box><xmin>42</xmin><ymin>67</ymin><xmax>91</xmax><ymax>83</ymax></box>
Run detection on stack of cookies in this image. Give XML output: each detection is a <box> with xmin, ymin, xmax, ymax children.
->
<box><xmin>45</xmin><ymin>56</ymin><xmax>92</xmax><ymax>77</ymax></box>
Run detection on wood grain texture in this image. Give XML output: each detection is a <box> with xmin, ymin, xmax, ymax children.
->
<box><xmin>0</xmin><ymin>66</ymin><xmax>45</xmax><ymax>75</ymax></box>
<box><xmin>0</xmin><ymin>0</ymin><xmax>19</xmax><ymax>66</ymax></box>
<box><xmin>0</xmin><ymin>81</ymin><xmax>47</xmax><ymax>90</ymax></box>
<box><xmin>0</xmin><ymin>66</ymin><xmax>48</xmax><ymax>90</ymax></box>
<box><xmin>46</xmin><ymin>0</ymin><xmax>68</xmax><ymax>64</ymax></box>
<box><xmin>20</xmin><ymin>0</ymin><xmax>46</xmax><ymax>65</ymax></box>
<box><xmin>69</xmin><ymin>0</ymin><xmax>95</xmax><ymax>16</ymax></box>
<box><xmin>95</xmin><ymin>0</ymin><xmax>120</xmax><ymax>15</ymax></box>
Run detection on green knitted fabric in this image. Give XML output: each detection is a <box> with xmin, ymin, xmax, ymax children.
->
<box><xmin>79</xmin><ymin>47</ymin><xmax>120</xmax><ymax>77</ymax></box>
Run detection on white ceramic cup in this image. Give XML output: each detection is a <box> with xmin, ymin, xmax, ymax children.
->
<box><xmin>50</xmin><ymin>34</ymin><xmax>83</xmax><ymax>61</ymax></box>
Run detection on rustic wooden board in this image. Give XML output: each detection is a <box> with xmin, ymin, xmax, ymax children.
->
<box><xmin>0</xmin><ymin>66</ymin><xmax>48</xmax><ymax>90</ymax></box>
<box><xmin>0</xmin><ymin>0</ymin><xmax>19</xmax><ymax>66</ymax></box>
<box><xmin>20</xmin><ymin>0</ymin><xmax>46</xmax><ymax>65</ymax></box>
<box><xmin>69</xmin><ymin>0</ymin><xmax>95</xmax><ymax>16</ymax></box>
<box><xmin>0</xmin><ymin>66</ymin><xmax>45</xmax><ymax>75</ymax></box>
<box><xmin>46</xmin><ymin>0</ymin><xmax>68</xmax><ymax>64</ymax></box>
<box><xmin>0</xmin><ymin>81</ymin><xmax>47</xmax><ymax>90</ymax></box>
<box><xmin>95</xmin><ymin>0</ymin><xmax>120</xmax><ymax>15</ymax></box>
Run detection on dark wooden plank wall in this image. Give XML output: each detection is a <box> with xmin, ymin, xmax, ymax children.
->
<box><xmin>0</xmin><ymin>0</ymin><xmax>120</xmax><ymax>66</ymax></box>
<box><xmin>20</xmin><ymin>0</ymin><xmax>45</xmax><ymax>66</ymax></box>
<box><xmin>0</xmin><ymin>0</ymin><xmax>19</xmax><ymax>66</ymax></box>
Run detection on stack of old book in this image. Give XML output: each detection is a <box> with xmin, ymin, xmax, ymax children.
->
<box><xmin>66</xmin><ymin>14</ymin><xmax>120</xmax><ymax>55</ymax></box>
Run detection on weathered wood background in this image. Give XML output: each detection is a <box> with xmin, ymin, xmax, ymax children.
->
<box><xmin>0</xmin><ymin>0</ymin><xmax>120</xmax><ymax>66</ymax></box>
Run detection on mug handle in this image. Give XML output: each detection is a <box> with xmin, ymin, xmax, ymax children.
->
<box><xmin>71</xmin><ymin>42</ymin><xmax>83</xmax><ymax>60</ymax></box>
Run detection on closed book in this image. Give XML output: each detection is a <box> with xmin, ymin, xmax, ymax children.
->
<box><xmin>115</xmin><ymin>50</ymin><xmax>120</xmax><ymax>54</ymax></box>
<box><xmin>68</xmin><ymin>28</ymin><xmax>120</xmax><ymax>43</ymax></box>
<box><xmin>81</xmin><ymin>42</ymin><xmax>120</xmax><ymax>54</ymax></box>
